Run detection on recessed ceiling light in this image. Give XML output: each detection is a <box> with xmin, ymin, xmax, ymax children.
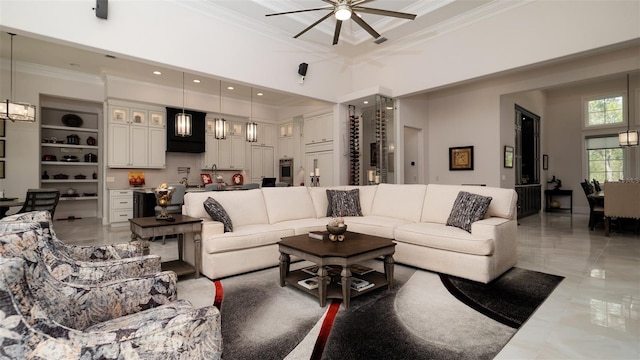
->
<box><xmin>363</xmin><ymin>101</ymin><xmax>369</xmax><ymax>104</ymax></box>
<box><xmin>227</xmin><ymin>86</ymin><xmax>234</xmax><ymax>90</ymax></box>
<box><xmin>193</xmin><ymin>79</ymin><xmax>200</xmax><ymax>83</ymax></box>
<box><xmin>386</xmin><ymin>106</ymin><xmax>393</xmax><ymax>110</ymax></box>
<box><xmin>153</xmin><ymin>71</ymin><xmax>162</xmax><ymax>75</ymax></box>
<box><xmin>257</xmin><ymin>92</ymin><xmax>264</xmax><ymax>96</ymax></box>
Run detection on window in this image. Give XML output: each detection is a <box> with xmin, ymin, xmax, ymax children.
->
<box><xmin>586</xmin><ymin>136</ymin><xmax>624</xmax><ymax>182</ymax></box>
<box><xmin>585</xmin><ymin>95</ymin><xmax>623</xmax><ymax>127</ymax></box>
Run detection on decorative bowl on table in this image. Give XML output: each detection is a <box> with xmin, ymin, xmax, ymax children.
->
<box><xmin>326</xmin><ymin>224</ymin><xmax>347</xmax><ymax>241</ymax></box>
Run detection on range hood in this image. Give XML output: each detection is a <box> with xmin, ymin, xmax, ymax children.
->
<box><xmin>166</xmin><ymin>107</ymin><xmax>206</xmax><ymax>153</ymax></box>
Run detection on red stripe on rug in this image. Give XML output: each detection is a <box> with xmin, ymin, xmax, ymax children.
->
<box><xmin>213</xmin><ymin>280</ymin><xmax>224</xmax><ymax>310</ymax></box>
<box><xmin>310</xmin><ymin>300</ymin><xmax>341</xmax><ymax>360</ymax></box>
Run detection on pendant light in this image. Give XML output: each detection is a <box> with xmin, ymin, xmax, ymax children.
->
<box><xmin>214</xmin><ymin>80</ymin><xmax>226</xmax><ymax>140</ymax></box>
<box><xmin>246</xmin><ymin>87</ymin><xmax>258</xmax><ymax>142</ymax></box>
<box><xmin>0</xmin><ymin>33</ymin><xmax>36</xmax><ymax>122</ymax></box>
<box><xmin>619</xmin><ymin>73</ymin><xmax>639</xmax><ymax>147</ymax></box>
<box><xmin>175</xmin><ymin>72</ymin><xmax>192</xmax><ymax>137</ymax></box>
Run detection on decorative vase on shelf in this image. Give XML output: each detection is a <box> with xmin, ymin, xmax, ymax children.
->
<box><xmin>42</xmin><ymin>171</ymin><xmax>49</xmax><ymax>180</ymax></box>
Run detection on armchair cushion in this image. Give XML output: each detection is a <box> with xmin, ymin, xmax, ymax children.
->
<box><xmin>0</xmin><ymin>257</ymin><xmax>222</xmax><ymax>359</ymax></box>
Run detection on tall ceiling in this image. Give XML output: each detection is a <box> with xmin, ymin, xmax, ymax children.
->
<box><xmin>0</xmin><ymin>0</ymin><xmax>503</xmax><ymax>106</ymax></box>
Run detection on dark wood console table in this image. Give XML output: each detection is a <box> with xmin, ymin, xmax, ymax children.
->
<box><xmin>544</xmin><ymin>189</ymin><xmax>573</xmax><ymax>213</ymax></box>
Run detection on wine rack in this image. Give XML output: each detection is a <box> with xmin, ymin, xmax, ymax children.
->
<box><xmin>348</xmin><ymin>105</ymin><xmax>361</xmax><ymax>185</ymax></box>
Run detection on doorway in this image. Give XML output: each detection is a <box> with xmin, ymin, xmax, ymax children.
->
<box><xmin>404</xmin><ymin>126</ymin><xmax>420</xmax><ymax>184</ymax></box>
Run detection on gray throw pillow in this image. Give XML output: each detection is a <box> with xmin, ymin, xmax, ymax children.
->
<box><xmin>326</xmin><ymin>189</ymin><xmax>363</xmax><ymax>217</ymax></box>
<box><xmin>203</xmin><ymin>197</ymin><xmax>233</xmax><ymax>232</ymax></box>
<box><xmin>446</xmin><ymin>191</ymin><xmax>492</xmax><ymax>233</ymax></box>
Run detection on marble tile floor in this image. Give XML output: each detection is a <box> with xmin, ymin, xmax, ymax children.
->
<box><xmin>52</xmin><ymin>213</ymin><xmax>639</xmax><ymax>359</ymax></box>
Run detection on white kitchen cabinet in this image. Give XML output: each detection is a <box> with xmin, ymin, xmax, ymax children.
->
<box><xmin>305</xmin><ymin>148</ymin><xmax>334</xmax><ymax>187</ymax></box>
<box><xmin>251</xmin><ymin>145</ymin><xmax>275</xmax><ymax>183</ymax></box>
<box><xmin>109</xmin><ymin>190</ymin><xmax>133</xmax><ymax>224</ymax></box>
<box><xmin>278</xmin><ymin>136</ymin><xmax>293</xmax><ymax>159</ymax></box>
<box><xmin>201</xmin><ymin>120</ymin><xmax>245</xmax><ymax>170</ymax></box>
<box><xmin>256</xmin><ymin>123</ymin><xmax>275</xmax><ymax>147</ymax></box>
<box><xmin>107</xmin><ymin>101</ymin><xmax>166</xmax><ymax>168</ymax></box>
<box><xmin>279</xmin><ymin>123</ymin><xmax>294</xmax><ymax>137</ymax></box>
<box><xmin>304</xmin><ymin>113</ymin><xmax>332</xmax><ymax>144</ymax></box>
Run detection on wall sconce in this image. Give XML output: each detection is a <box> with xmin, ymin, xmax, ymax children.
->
<box><xmin>175</xmin><ymin>72</ymin><xmax>192</xmax><ymax>137</ymax></box>
<box><xmin>619</xmin><ymin>74</ymin><xmax>638</xmax><ymax>147</ymax></box>
<box><xmin>0</xmin><ymin>33</ymin><xmax>35</xmax><ymax>122</ymax></box>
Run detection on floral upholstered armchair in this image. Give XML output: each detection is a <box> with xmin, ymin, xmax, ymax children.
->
<box><xmin>0</xmin><ymin>223</ymin><xmax>179</xmax><ymax>329</ymax></box>
<box><xmin>0</xmin><ymin>257</ymin><xmax>223</xmax><ymax>359</ymax></box>
<box><xmin>0</xmin><ymin>211</ymin><xmax>162</xmax><ymax>284</ymax></box>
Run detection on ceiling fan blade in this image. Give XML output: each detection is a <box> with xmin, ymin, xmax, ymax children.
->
<box><xmin>354</xmin><ymin>6</ymin><xmax>417</xmax><ymax>20</ymax></box>
<box><xmin>350</xmin><ymin>12</ymin><xmax>381</xmax><ymax>39</ymax></box>
<box><xmin>332</xmin><ymin>20</ymin><xmax>343</xmax><ymax>45</ymax></box>
<box><xmin>266</xmin><ymin>7</ymin><xmax>332</xmax><ymax>17</ymax></box>
<box><xmin>320</xmin><ymin>0</ymin><xmax>337</xmax><ymax>5</ymax></box>
<box><xmin>352</xmin><ymin>0</ymin><xmax>376</xmax><ymax>6</ymax></box>
<box><xmin>293</xmin><ymin>12</ymin><xmax>334</xmax><ymax>39</ymax></box>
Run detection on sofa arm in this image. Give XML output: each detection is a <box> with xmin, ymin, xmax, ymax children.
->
<box><xmin>471</xmin><ymin>217</ymin><xmax>518</xmax><ymax>273</ymax></box>
<box><xmin>203</xmin><ymin>219</ymin><xmax>225</xmax><ymax>235</ymax></box>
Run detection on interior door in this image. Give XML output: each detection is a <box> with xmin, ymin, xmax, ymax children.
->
<box><xmin>403</xmin><ymin>126</ymin><xmax>420</xmax><ymax>184</ymax></box>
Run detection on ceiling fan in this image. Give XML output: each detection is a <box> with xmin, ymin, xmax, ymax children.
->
<box><xmin>265</xmin><ymin>0</ymin><xmax>417</xmax><ymax>45</ymax></box>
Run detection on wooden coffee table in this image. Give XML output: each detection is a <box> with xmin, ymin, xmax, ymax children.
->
<box><xmin>278</xmin><ymin>232</ymin><xmax>395</xmax><ymax>308</ymax></box>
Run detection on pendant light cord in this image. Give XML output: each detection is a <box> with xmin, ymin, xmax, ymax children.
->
<box><xmin>9</xmin><ymin>33</ymin><xmax>15</xmax><ymax>100</ymax></box>
<box><xmin>182</xmin><ymin>72</ymin><xmax>186</xmax><ymax>113</ymax></box>
<box><xmin>627</xmin><ymin>73</ymin><xmax>630</xmax><ymax>133</ymax></box>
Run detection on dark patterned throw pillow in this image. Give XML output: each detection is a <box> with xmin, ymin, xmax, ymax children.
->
<box><xmin>203</xmin><ymin>197</ymin><xmax>233</xmax><ymax>232</ymax></box>
<box><xmin>446</xmin><ymin>191</ymin><xmax>492</xmax><ymax>233</ymax></box>
<box><xmin>326</xmin><ymin>189</ymin><xmax>363</xmax><ymax>217</ymax></box>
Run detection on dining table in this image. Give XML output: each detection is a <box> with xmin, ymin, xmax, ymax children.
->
<box><xmin>0</xmin><ymin>198</ymin><xmax>24</xmax><ymax>218</ymax></box>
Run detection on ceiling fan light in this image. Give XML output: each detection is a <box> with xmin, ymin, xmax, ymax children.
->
<box><xmin>335</xmin><ymin>4</ymin><xmax>352</xmax><ymax>21</ymax></box>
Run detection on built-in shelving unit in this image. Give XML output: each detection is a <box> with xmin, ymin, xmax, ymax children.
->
<box><xmin>40</xmin><ymin>97</ymin><xmax>102</xmax><ymax>220</ymax></box>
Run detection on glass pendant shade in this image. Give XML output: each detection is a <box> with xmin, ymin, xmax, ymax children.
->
<box><xmin>0</xmin><ymin>100</ymin><xmax>36</xmax><ymax>122</ymax></box>
<box><xmin>619</xmin><ymin>130</ymin><xmax>639</xmax><ymax>147</ymax></box>
<box><xmin>246</xmin><ymin>122</ymin><xmax>258</xmax><ymax>142</ymax></box>
<box><xmin>175</xmin><ymin>112</ymin><xmax>192</xmax><ymax>137</ymax></box>
<box><xmin>2</xmin><ymin>33</ymin><xmax>35</xmax><ymax>122</ymax></box>
<box><xmin>214</xmin><ymin>118</ymin><xmax>226</xmax><ymax>139</ymax></box>
<box><xmin>618</xmin><ymin>74</ymin><xmax>638</xmax><ymax>147</ymax></box>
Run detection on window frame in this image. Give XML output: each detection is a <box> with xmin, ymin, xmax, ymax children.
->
<box><xmin>582</xmin><ymin>91</ymin><xmax>626</xmax><ymax>130</ymax></box>
<box><xmin>585</xmin><ymin>136</ymin><xmax>625</xmax><ymax>183</ymax></box>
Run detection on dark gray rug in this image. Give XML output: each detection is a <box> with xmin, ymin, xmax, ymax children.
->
<box><xmin>215</xmin><ymin>263</ymin><xmax>563</xmax><ymax>360</ymax></box>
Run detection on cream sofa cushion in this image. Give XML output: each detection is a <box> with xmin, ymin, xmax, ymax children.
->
<box><xmin>421</xmin><ymin>184</ymin><xmax>517</xmax><ymax>224</ymax></box>
<box><xmin>394</xmin><ymin>222</ymin><xmax>494</xmax><ymax>256</ymax></box>
<box><xmin>345</xmin><ymin>185</ymin><xmax>377</xmax><ymax>216</ymax></box>
<box><xmin>202</xmin><ymin>224</ymin><xmax>294</xmax><ymax>254</ymax></box>
<box><xmin>262</xmin><ymin>187</ymin><xmax>317</xmax><ymax>224</ymax></box>
<box><xmin>184</xmin><ymin>189</ymin><xmax>269</xmax><ymax>227</ymax></box>
<box><xmin>308</xmin><ymin>186</ymin><xmax>346</xmax><ymax>218</ymax></box>
<box><xmin>370</xmin><ymin>184</ymin><xmax>427</xmax><ymax>222</ymax></box>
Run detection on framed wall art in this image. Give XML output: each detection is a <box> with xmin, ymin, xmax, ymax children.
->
<box><xmin>0</xmin><ymin>120</ymin><xmax>5</xmax><ymax>137</ymax></box>
<box><xmin>504</xmin><ymin>145</ymin><xmax>514</xmax><ymax>168</ymax></box>
<box><xmin>0</xmin><ymin>161</ymin><xmax>4</xmax><ymax>179</ymax></box>
<box><xmin>449</xmin><ymin>146</ymin><xmax>474</xmax><ymax>171</ymax></box>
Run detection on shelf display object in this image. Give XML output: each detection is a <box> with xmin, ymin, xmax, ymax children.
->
<box><xmin>40</xmin><ymin>100</ymin><xmax>101</xmax><ymax>220</ymax></box>
<box><xmin>375</xmin><ymin>97</ymin><xmax>389</xmax><ymax>184</ymax></box>
<box><xmin>348</xmin><ymin>105</ymin><xmax>361</xmax><ymax>185</ymax></box>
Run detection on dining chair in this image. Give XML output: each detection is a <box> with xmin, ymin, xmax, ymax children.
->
<box><xmin>17</xmin><ymin>189</ymin><xmax>60</xmax><ymax>218</ymax></box>
<box><xmin>580</xmin><ymin>181</ymin><xmax>604</xmax><ymax>231</ymax></box>
<box><xmin>604</xmin><ymin>181</ymin><xmax>640</xmax><ymax>236</ymax></box>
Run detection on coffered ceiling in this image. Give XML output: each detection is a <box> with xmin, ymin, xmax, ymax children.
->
<box><xmin>0</xmin><ymin>0</ymin><xmax>505</xmax><ymax>107</ymax></box>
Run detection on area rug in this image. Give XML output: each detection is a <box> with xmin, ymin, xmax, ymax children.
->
<box><xmin>213</xmin><ymin>262</ymin><xmax>563</xmax><ymax>360</ymax></box>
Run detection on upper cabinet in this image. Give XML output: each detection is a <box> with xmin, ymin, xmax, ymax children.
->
<box><xmin>279</xmin><ymin>123</ymin><xmax>294</xmax><ymax>137</ymax></box>
<box><xmin>256</xmin><ymin>123</ymin><xmax>275</xmax><ymax>147</ymax></box>
<box><xmin>304</xmin><ymin>113</ymin><xmax>332</xmax><ymax>144</ymax></box>
<box><xmin>107</xmin><ymin>100</ymin><xmax>166</xmax><ymax>169</ymax></box>
<box><xmin>201</xmin><ymin>118</ymin><xmax>245</xmax><ymax>170</ymax></box>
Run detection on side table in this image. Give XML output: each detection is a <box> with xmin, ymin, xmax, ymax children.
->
<box><xmin>129</xmin><ymin>214</ymin><xmax>203</xmax><ymax>278</ymax></box>
<box><xmin>544</xmin><ymin>189</ymin><xmax>573</xmax><ymax>213</ymax></box>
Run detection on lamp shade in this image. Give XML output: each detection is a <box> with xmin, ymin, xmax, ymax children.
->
<box><xmin>619</xmin><ymin>130</ymin><xmax>639</xmax><ymax>147</ymax></box>
<box><xmin>0</xmin><ymin>100</ymin><xmax>36</xmax><ymax>122</ymax></box>
<box><xmin>175</xmin><ymin>112</ymin><xmax>192</xmax><ymax>137</ymax></box>
<box><xmin>214</xmin><ymin>118</ymin><xmax>226</xmax><ymax>139</ymax></box>
<box><xmin>246</xmin><ymin>122</ymin><xmax>258</xmax><ymax>142</ymax></box>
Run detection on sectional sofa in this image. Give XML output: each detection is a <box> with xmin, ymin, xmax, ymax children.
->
<box><xmin>182</xmin><ymin>183</ymin><xmax>518</xmax><ymax>283</ymax></box>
